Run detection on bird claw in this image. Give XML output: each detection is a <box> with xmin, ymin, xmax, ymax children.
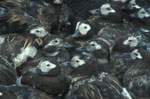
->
<box><xmin>7</xmin><ymin>36</ymin><xmax>16</xmax><ymax>42</ymax></box>
<box><xmin>35</xmin><ymin>38</ymin><xmax>43</xmax><ymax>46</ymax></box>
<box><xmin>23</xmin><ymin>38</ymin><xmax>32</xmax><ymax>49</ymax></box>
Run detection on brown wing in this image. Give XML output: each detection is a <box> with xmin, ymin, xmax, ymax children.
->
<box><xmin>7</xmin><ymin>9</ymin><xmax>39</xmax><ymax>26</ymax></box>
<box><xmin>37</xmin><ymin>4</ymin><xmax>60</xmax><ymax>32</ymax></box>
<box><xmin>37</xmin><ymin>7</ymin><xmax>53</xmax><ymax>32</ymax></box>
<box><xmin>0</xmin><ymin>0</ymin><xmax>23</xmax><ymax>8</ymax></box>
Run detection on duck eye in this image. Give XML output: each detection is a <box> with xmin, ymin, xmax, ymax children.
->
<box><xmin>141</xmin><ymin>11</ymin><xmax>145</xmax><ymax>14</ymax></box>
<box><xmin>47</xmin><ymin>64</ymin><xmax>50</xmax><ymax>67</ymax></box>
<box><xmin>132</xmin><ymin>4</ymin><xmax>135</xmax><ymax>6</ymax></box>
<box><xmin>135</xmin><ymin>53</ymin><xmax>138</xmax><ymax>56</ymax></box>
<box><xmin>128</xmin><ymin>40</ymin><xmax>133</xmax><ymax>42</ymax></box>
<box><xmin>91</xmin><ymin>44</ymin><xmax>95</xmax><ymax>46</ymax></box>
<box><xmin>54</xmin><ymin>40</ymin><xmax>58</xmax><ymax>43</ymax></box>
<box><xmin>106</xmin><ymin>7</ymin><xmax>111</xmax><ymax>10</ymax></box>
<box><xmin>76</xmin><ymin>60</ymin><xmax>79</xmax><ymax>63</ymax></box>
<box><xmin>36</xmin><ymin>30</ymin><xmax>40</xmax><ymax>33</ymax></box>
<box><xmin>84</xmin><ymin>26</ymin><xmax>87</xmax><ymax>29</ymax></box>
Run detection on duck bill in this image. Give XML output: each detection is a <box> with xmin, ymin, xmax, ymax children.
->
<box><xmin>123</xmin><ymin>53</ymin><xmax>131</xmax><ymax>59</ymax></box>
<box><xmin>130</xmin><ymin>13</ymin><xmax>138</xmax><ymax>18</ymax></box>
<box><xmin>62</xmin><ymin>61</ymin><xmax>71</xmax><ymax>67</ymax></box>
<box><xmin>144</xmin><ymin>13</ymin><xmax>150</xmax><ymax>18</ymax></box>
<box><xmin>62</xmin><ymin>42</ymin><xmax>73</xmax><ymax>48</ymax></box>
<box><xmin>89</xmin><ymin>9</ymin><xmax>101</xmax><ymax>15</ymax></box>
<box><xmin>72</xmin><ymin>31</ymin><xmax>81</xmax><ymax>38</ymax></box>
<box><xmin>28</xmin><ymin>67</ymin><xmax>41</xmax><ymax>73</ymax></box>
<box><xmin>134</xmin><ymin>5</ymin><xmax>141</xmax><ymax>9</ymax></box>
<box><xmin>65</xmin><ymin>17</ymin><xmax>71</xmax><ymax>26</ymax></box>
<box><xmin>110</xmin><ymin>9</ymin><xmax>116</xmax><ymax>13</ymax></box>
<box><xmin>76</xmin><ymin>47</ymin><xmax>88</xmax><ymax>52</ymax></box>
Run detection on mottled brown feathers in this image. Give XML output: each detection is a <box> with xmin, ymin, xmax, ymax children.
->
<box><xmin>8</xmin><ymin>9</ymin><xmax>38</xmax><ymax>25</ymax></box>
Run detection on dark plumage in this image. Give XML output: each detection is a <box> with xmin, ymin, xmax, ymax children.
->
<box><xmin>62</xmin><ymin>52</ymin><xmax>98</xmax><ymax>79</ymax></box>
<box><xmin>112</xmin><ymin>36</ymin><xmax>140</xmax><ymax>53</ymax></box>
<box><xmin>64</xmin><ymin>0</ymin><xmax>111</xmax><ymax>19</ymax></box>
<box><xmin>131</xmin><ymin>0</ymin><xmax>149</xmax><ymax>8</ymax></box>
<box><xmin>0</xmin><ymin>34</ymin><xmax>42</xmax><ymax>69</ymax></box>
<box><xmin>0</xmin><ymin>8</ymin><xmax>49</xmax><ymax>37</ymax></box>
<box><xmin>36</xmin><ymin>34</ymin><xmax>71</xmax><ymax>63</ymax></box>
<box><xmin>71</xmin><ymin>12</ymin><xmax>136</xmax><ymax>42</ymax></box>
<box><xmin>0</xmin><ymin>55</ymin><xmax>17</xmax><ymax>85</ymax></box>
<box><xmin>21</xmin><ymin>58</ymin><xmax>70</xmax><ymax>96</ymax></box>
<box><xmin>89</xmin><ymin>3</ymin><xmax>124</xmax><ymax>23</ymax></box>
<box><xmin>71</xmin><ymin>17</ymin><xmax>104</xmax><ymax>42</ymax></box>
<box><xmin>123</xmin><ymin>48</ymin><xmax>150</xmax><ymax>98</ymax></box>
<box><xmin>0</xmin><ymin>0</ymin><xmax>62</xmax><ymax>34</ymax></box>
<box><xmin>0</xmin><ymin>85</ymin><xmax>52</xmax><ymax>99</ymax></box>
<box><xmin>76</xmin><ymin>38</ymin><xmax>111</xmax><ymax>73</ymax></box>
<box><xmin>130</xmin><ymin>8</ymin><xmax>150</xmax><ymax>30</ymax></box>
<box><xmin>111</xmin><ymin>36</ymin><xmax>142</xmax><ymax>83</ymax></box>
<box><xmin>66</xmin><ymin>73</ymin><xmax>132</xmax><ymax>99</ymax></box>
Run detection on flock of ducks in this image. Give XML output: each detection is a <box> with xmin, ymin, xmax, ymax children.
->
<box><xmin>0</xmin><ymin>0</ymin><xmax>150</xmax><ymax>99</ymax></box>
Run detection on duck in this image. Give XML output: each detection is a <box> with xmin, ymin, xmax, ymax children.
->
<box><xmin>0</xmin><ymin>0</ymin><xmax>62</xmax><ymax>34</ymax></box>
<box><xmin>0</xmin><ymin>8</ymin><xmax>49</xmax><ymax>37</ymax></box>
<box><xmin>36</xmin><ymin>34</ymin><xmax>72</xmax><ymax>63</ymax></box>
<box><xmin>21</xmin><ymin>57</ymin><xmax>70</xmax><ymax>96</ymax></box>
<box><xmin>130</xmin><ymin>8</ymin><xmax>150</xmax><ymax>30</ymax></box>
<box><xmin>17</xmin><ymin>34</ymin><xmax>72</xmax><ymax>75</ymax></box>
<box><xmin>89</xmin><ymin>3</ymin><xmax>124</xmax><ymax>24</ymax></box>
<box><xmin>76</xmin><ymin>38</ymin><xmax>111</xmax><ymax>73</ymax></box>
<box><xmin>65</xmin><ymin>72</ymin><xmax>132</xmax><ymax>99</ymax></box>
<box><xmin>123</xmin><ymin>0</ymin><xmax>141</xmax><ymax>11</ymax></box>
<box><xmin>0</xmin><ymin>34</ymin><xmax>42</xmax><ymax>69</ymax></box>
<box><xmin>123</xmin><ymin>48</ymin><xmax>150</xmax><ymax>98</ymax></box>
<box><xmin>0</xmin><ymin>84</ymin><xmax>52</xmax><ymax>99</ymax></box>
<box><xmin>64</xmin><ymin>0</ymin><xmax>112</xmax><ymax>19</ymax></box>
<box><xmin>110</xmin><ymin>35</ymin><xmax>144</xmax><ymax>83</ymax></box>
<box><xmin>112</xmin><ymin>36</ymin><xmax>141</xmax><ymax>53</ymax></box>
<box><xmin>62</xmin><ymin>52</ymin><xmax>98</xmax><ymax>79</ymax></box>
<box><xmin>71</xmin><ymin>15</ymin><xmax>107</xmax><ymax>44</ymax></box>
<box><xmin>72</xmin><ymin>9</ymin><xmax>135</xmax><ymax>41</ymax></box>
<box><xmin>112</xmin><ymin>35</ymin><xmax>150</xmax><ymax>53</ymax></box>
<box><xmin>130</xmin><ymin>0</ymin><xmax>149</xmax><ymax>8</ymax></box>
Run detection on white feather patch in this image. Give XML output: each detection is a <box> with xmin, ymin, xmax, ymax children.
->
<box><xmin>121</xmin><ymin>88</ymin><xmax>132</xmax><ymax>99</ymax></box>
<box><xmin>123</xmin><ymin>37</ymin><xmax>139</xmax><ymax>47</ymax></box>
<box><xmin>0</xmin><ymin>92</ymin><xmax>3</xmax><ymax>96</ymax></box>
<box><xmin>138</xmin><ymin>8</ymin><xmax>150</xmax><ymax>19</ymax></box>
<box><xmin>101</xmin><ymin>3</ymin><xmax>116</xmax><ymax>15</ymax></box>
<box><xmin>13</xmin><ymin>46</ymin><xmax>37</xmax><ymax>68</ymax></box>
<box><xmin>131</xmin><ymin>49</ymin><xmax>142</xmax><ymax>60</ymax></box>
<box><xmin>30</xmin><ymin>27</ymin><xmax>48</xmax><ymax>37</ymax></box>
<box><xmin>38</xmin><ymin>61</ymin><xmax>56</xmax><ymax>73</ymax></box>
<box><xmin>78</xmin><ymin>23</ymin><xmax>91</xmax><ymax>35</ymax></box>
<box><xmin>0</xmin><ymin>36</ymin><xmax>5</xmax><ymax>44</ymax></box>
<box><xmin>71</xmin><ymin>55</ymin><xmax>86</xmax><ymax>68</ymax></box>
